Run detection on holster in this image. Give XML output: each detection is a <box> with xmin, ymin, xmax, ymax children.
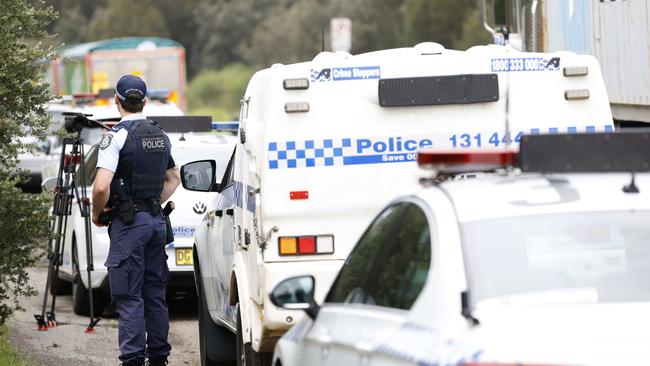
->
<box><xmin>162</xmin><ymin>201</ymin><xmax>175</xmax><ymax>245</ymax></box>
<box><xmin>164</xmin><ymin>214</ymin><xmax>174</xmax><ymax>245</ymax></box>
<box><xmin>98</xmin><ymin>210</ymin><xmax>113</xmax><ymax>226</ymax></box>
<box><xmin>117</xmin><ymin>198</ymin><xmax>135</xmax><ymax>225</ymax></box>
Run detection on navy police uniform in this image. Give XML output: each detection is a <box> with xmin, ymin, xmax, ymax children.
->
<box><xmin>97</xmin><ymin>112</ymin><xmax>174</xmax><ymax>365</ymax></box>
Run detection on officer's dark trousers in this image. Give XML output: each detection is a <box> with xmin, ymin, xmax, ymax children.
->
<box><xmin>106</xmin><ymin>212</ymin><xmax>171</xmax><ymax>364</ymax></box>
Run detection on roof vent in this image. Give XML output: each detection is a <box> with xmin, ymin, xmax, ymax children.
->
<box><xmin>414</xmin><ymin>42</ymin><xmax>444</xmax><ymax>55</ymax></box>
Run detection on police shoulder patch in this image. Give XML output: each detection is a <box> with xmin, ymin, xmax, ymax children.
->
<box><xmin>100</xmin><ymin>134</ymin><xmax>113</xmax><ymax>150</ymax></box>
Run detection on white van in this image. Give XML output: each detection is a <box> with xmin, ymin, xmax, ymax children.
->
<box><xmin>181</xmin><ymin>42</ymin><xmax>614</xmax><ymax>365</ymax></box>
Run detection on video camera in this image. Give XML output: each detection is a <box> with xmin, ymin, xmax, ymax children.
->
<box><xmin>63</xmin><ymin>112</ymin><xmax>110</xmax><ymax>133</ymax></box>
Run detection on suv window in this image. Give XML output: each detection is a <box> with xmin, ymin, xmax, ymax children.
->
<box><xmin>220</xmin><ymin>148</ymin><xmax>236</xmax><ymax>189</ymax></box>
<box><xmin>326</xmin><ymin>202</ymin><xmax>432</xmax><ymax>310</ymax></box>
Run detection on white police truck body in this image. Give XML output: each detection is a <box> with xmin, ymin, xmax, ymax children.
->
<box><xmin>271</xmin><ymin>132</ymin><xmax>650</xmax><ymax>366</ymax></box>
<box><xmin>187</xmin><ymin>42</ymin><xmax>614</xmax><ymax>361</ymax></box>
<box><xmin>51</xmin><ymin>130</ymin><xmax>235</xmax><ymax>315</ymax></box>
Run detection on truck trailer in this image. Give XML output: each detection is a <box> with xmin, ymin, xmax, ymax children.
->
<box><xmin>47</xmin><ymin>37</ymin><xmax>187</xmax><ymax>111</ymax></box>
<box><xmin>484</xmin><ymin>0</ymin><xmax>650</xmax><ymax>124</ymax></box>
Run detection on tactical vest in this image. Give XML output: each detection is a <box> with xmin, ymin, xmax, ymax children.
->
<box><xmin>108</xmin><ymin>119</ymin><xmax>171</xmax><ymax>207</ymax></box>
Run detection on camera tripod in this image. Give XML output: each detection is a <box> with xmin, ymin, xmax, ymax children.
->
<box><xmin>35</xmin><ymin>127</ymin><xmax>104</xmax><ymax>333</ymax></box>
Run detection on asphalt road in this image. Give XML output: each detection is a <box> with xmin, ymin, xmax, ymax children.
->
<box><xmin>8</xmin><ymin>264</ymin><xmax>202</xmax><ymax>365</ymax></box>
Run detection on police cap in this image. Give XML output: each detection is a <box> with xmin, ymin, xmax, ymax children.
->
<box><xmin>115</xmin><ymin>75</ymin><xmax>147</xmax><ymax>103</ymax></box>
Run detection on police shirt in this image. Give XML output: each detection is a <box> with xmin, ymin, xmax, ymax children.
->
<box><xmin>97</xmin><ymin>113</ymin><xmax>176</xmax><ymax>173</ymax></box>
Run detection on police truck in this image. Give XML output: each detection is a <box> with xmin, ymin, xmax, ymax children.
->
<box><xmin>180</xmin><ymin>42</ymin><xmax>614</xmax><ymax>365</ymax></box>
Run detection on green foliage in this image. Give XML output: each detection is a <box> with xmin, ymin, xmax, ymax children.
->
<box><xmin>87</xmin><ymin>0</ymin><xmax>170</xmax><ymax>40</ymax></box>
<box><xmin>0</xmin><ymin>324</ymin><xmax>29</xmax><ymax>366</ymax></box>
<box><xmin>453</xmin><ymin>7</ymin><xmax>494</xmax><ymax>50</ymax></box>
<box><xmin>0</xmin><ymin>0</ymin><xmax>55</xmax><ymax>325</ymax></box>
<box><xmin>188</xmin><ymin>64</ymin><xmax>255</xmax><ymax>120</ymax></box>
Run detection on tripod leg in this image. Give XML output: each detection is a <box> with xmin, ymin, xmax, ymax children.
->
<box><xmin>48</xmin><ymin>198</ymin><xmax>71</xmax><ymax>328</ymax></box>
<box><xmin>36</xmin><ymin>139</ymin><xmax>70</xmax><ymax>331</ymax></box>
<box><xmin>75</xmin><ymin>141</ymin><xmax>101</xmax><ymax>333</ymax></box>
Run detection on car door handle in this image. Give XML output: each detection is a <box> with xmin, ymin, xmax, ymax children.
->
<box><xmin>215</xmin><ymin>209</ymin><xmax>223</xmax><ymax>217</ymax></box>
<box><xmin>225</xmin><ymin>208</ymin><xmax>234</xmax><ymax>216</ymax></box>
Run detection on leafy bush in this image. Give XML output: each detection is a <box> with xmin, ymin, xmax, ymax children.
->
<box><xmin>187</xmin><ymin>63</ymin><xmax>255</xmax><ymax>120</ymax></box>
<box><xmin>0</xmin><ymin>0</ymin><xmax>56</xmax><ymax>325</ymax></box>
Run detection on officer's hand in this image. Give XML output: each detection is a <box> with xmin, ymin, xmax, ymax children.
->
<box><xmin>92</xmin><ymin>208</ymin><xmax>111</xmax><ymax>227</ymax></box>
<box><xmin>92</xmin><ymin>213</ymin><xmax>105</xmax><ymax>227</ymax></box>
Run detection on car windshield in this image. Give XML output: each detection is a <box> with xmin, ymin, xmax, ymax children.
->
<box><xmin>461</xmin><ymin>210</ymin><xmax>650</xmax><ymax>306</ymax></box>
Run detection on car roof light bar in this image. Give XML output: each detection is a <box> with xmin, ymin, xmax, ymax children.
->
<box><xmin>211</xmin><ymin>121</ymin><xmax>239</xmax><ymax>131</ymax></box>
<box><xmin>418</xmin><ymin>150</ymin><xmax>517</xmax><ymax>174</ymax></box>
<box><xmin>519</xmin><ymin>131</ymin><xmax>650</xmax><ymax>173</ymax></box>
<box><xmin>151</xmin><ymin>115</ymin><xmax>212</xmax><ymax>133</ymax></box>
<box><xmin>418</xmin><ymin>131</ymin><xmax>650</xmax><ymax>176</ymax></box>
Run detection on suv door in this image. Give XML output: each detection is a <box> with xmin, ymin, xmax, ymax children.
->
<box><xmin>300</xmin><ymin>201</ymin><xmax>433</xmax><ymax>366</ymax></box>
<box><xmin>209</xmin><ymin>148</ymin><xmax>238</xmax><ymax>325</ymax></box>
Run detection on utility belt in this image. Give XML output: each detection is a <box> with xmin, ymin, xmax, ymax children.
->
<box><xmin>99</xmin><ymin>198</ymin><xmax>175</xmax><ymax>245</ymax></box>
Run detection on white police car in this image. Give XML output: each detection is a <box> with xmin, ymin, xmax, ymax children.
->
<box><xmin>270</xmin><ymin>131</ymin><xmax>650</xmax><ymax>366</ymax></box>
<box><xmin>47</xmin><ymin>120</ymin><xmax>235</xmax><ymax>315</ymax></box>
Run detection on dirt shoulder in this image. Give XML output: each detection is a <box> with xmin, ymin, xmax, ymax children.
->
<box><xmin>8</xmin><ymin>264</ymin><xmax>201</xmax><ymax>365</ymax></box>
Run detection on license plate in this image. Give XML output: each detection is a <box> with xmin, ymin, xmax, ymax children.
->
<box><xmin>175</xmin><ymin>248</ymin><xmax>193</xmax><ymax>266</ymax></box>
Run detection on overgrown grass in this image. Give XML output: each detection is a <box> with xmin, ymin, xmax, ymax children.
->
<box><xmin>0</xmin><ymin>324</ymin><xmax>28</xmax><ymax>366</ymax></box>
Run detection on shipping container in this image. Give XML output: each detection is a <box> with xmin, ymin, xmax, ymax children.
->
<box><xmin>495</xmin><ymin>0</ymin><xmax>650</xmax><ymax>123</ymax></box>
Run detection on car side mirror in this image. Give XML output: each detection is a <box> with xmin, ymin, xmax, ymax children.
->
<box><xmin>269</xmin><ymin>275</ymin><xmax>319</xmax><ymax>319</ymax></box>
<box><xmin>41</xmin><ymin>176</ymin><xmax>57</xmax><ymax>192</ymax></box>
<box><xmin>180</xmin><ymin>160</ymin><xmax>216</xmax><ymax>192</ymax></box>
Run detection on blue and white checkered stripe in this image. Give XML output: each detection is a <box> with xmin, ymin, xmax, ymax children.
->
<box><xmin>375</xmin><ymin>322</ymin><xmax>482</xmax><ymax>366</ymax></box>
<box><xmin>267</xmin><ymin>125</ymin><xmax>614</xmax><ymax>170</ymax></box>
<box><xmin>268</xmin><ymin>138</ymin><xmax>354</xmax><ymax>169</ymax></box>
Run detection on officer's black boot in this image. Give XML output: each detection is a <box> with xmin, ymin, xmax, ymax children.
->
<box><xmin>120</xmin><ymin>359</ymin><xmax>145</xmax><ymax>366</ymax></box>
<box><xmin>146</xmin><ymin>357</ymin><xmax>168</xmax><ymax>366</ymax></box>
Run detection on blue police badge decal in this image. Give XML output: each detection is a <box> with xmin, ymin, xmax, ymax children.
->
<box><xmin>100</xmin><ymin>134</ymin><xmax>113</xmax><ymax>150</ymax></box>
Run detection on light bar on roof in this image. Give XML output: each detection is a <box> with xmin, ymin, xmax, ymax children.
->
<box><xmin>419</xmin><ymin>132</ymin><xmax>650</xmax><ymax>175</ymax></box>
<box><xmin>418</xmin><ymin>150</ymin><xmax>517</xmax><ymax>173</ymax></box>
<box><xmin>211</xmin><ymin>121</ymin><xmax>239</xmax><ymax>131</ymax></box>
<box><xmin>519</xmin><ymin>131</ymin><xmax>650</xmax><ymax>173</ymax></box>
<box><xmin>151</xmin><ymin>115</ymin><xmax>212</xmax><ymax>133</ymax></box>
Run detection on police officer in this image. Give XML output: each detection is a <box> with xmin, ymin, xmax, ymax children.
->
<box><xmin>92</xmin><ymin>75</ymin><xmax>180</xmax><ymax>366</ymax></box>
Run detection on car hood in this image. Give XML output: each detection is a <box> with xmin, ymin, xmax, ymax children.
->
<box><xmin>471</xmin><ymin>300</ymin><xmax>650</xmax><ymax>365</ymax></box>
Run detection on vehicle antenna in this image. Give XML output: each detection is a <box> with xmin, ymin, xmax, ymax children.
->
<box><xmin>321</xmin><ymin>28</ymin><xmax>325</xmax><ymax>52</ymax></box>
<box><xmin>504</xmin><ymin>69</ymin><xmax>512</xmax><ymax>148</ymax></box>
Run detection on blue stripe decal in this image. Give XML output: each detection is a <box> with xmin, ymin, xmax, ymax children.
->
<box><xmin>375</xmin><ymin>322</ymin><xmax>483</xmax><ymax>365</ymax></box>
<box><xmin>233</xmin><ymin>181</ymin><xmax>256</xmax><ymax>213</ymax></box>
<box><xmin>268</xmin><ymin>125</ymin><xmax>613</xmax><ymax>170</ymax></box>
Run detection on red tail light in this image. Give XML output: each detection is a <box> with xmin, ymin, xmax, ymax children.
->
<box><xmin>278</xmin><ymin>235</ymin><xmax>334</xmax><ymax>256</ymax></box>
<box><xmin>298</xmin><ymin>236</ymin><xmax>316</xmax><ymax>254</ymax></box>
